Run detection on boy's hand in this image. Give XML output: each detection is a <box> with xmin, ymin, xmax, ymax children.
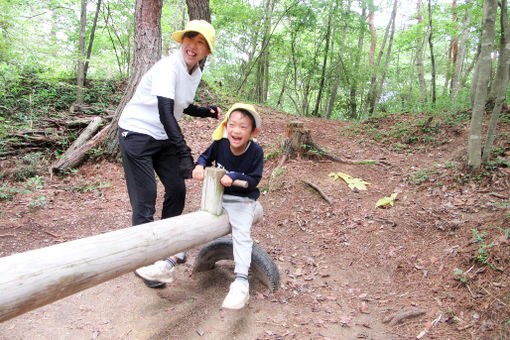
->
<box><xmin>220</xmin><ymin>174</ymin><xmax>233</xmax><ymax>187</ymax></box>
<box><xmin>192</xmin><ymin>165</ymin><xmax>205</xmax><ymax>181</ymax></box>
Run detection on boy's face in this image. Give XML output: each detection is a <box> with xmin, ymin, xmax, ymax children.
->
<box><xmin>226</xmin><ymin>110</ymin><xmax>258</xmax><ymax>155</ymax></box>
<box><xmin>181</xmin><ymin>33</ymin><xmax>210</xmax><ymax>71</ymax></box>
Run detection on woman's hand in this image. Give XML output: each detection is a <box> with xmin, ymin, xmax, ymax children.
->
<box><xmin>211</xmin><ymin>106</ymin><xmax>221</xmax><ymax>119</ymax></box>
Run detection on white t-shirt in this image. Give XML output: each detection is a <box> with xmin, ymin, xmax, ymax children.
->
<box><xmin>118</xmin><ymin>49</ymin><xmax>202</xmax><ymax>140</ymax></box>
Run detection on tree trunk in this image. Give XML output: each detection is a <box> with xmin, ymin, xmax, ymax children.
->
<box><xmin>449</xmin><ymin>0</ymin><xmax>458</xmax><ymax>91</ymax></box>
<box><xmin>84</xmin><ymin>0</ymin><xmax>102</xmax><ymax>78</ymax></box>
<box><xmin>103</xmin><ymin>0</ymin><xmax>163</xmax><ymax>158</ymax></box>
<box><xmin>428</xmin><ymin>0</ymin><xmax>437</xmax><ymax>104</ymax></box>
<box><xmin>482</xmin><ymin>0</ymin><xmax>510</xmax><ymax>163</ymax></box>
<box><xmin>75</xmin><ymin>0</ymin><xmax>88</xmax><ymax>106</ymax></box>
<box><xmin>312</xmin><ymin>7</ymin><xmax>333</xmax><ymax>117</ymax></box>
<box><xmin>185</xmin><ymin>0</ymin><xmax>210</xmax><ymax>21</ymax></box>
<box><xmin>368</xmin><ymin>7</ymin><xmax>376</xmax><ymax>66</ymax></box>
<box><xmin>364</xmin><ymin>0</ymin><xmax>393</xmax><ymax>118</ymax></box>
<box><xmin>487</xmin><ymin>0</ymin><xmax>508</xmax><ymax>107</ymax></box>
<box><xmin>468</xmin><ymin>0</ymin><xmax>497</xmax><ymax>169</ymax></box>
<box><xmin>349</xmin><ymin>2</ymin><xmax>365</xmax><ymax>119</ymax></box>
<box><xmin>256</xmin><ymin>0</ymin><xmax>274</xmax><ymax>103</ymax></box>
<box><xmin>451</xmin><ymin>2</ymin><xmax>472</xmax><ymax>98</ymax></box>
<box><xmin>373</xmin><ymin>0</ymin><xmax>397</xmax><ymax>115</ymax></box>
<box><xmin>416</xmin><ymin>0</ymin><xmax>427</xmax><ymax>104</ymax></box>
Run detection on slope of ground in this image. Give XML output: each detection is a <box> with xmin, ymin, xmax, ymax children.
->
<box><xmin>0</xmin><ymin>106</ymin><xmax>509</xmax><ymax>339</ymax></box>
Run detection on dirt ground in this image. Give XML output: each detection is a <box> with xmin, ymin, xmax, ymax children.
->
<box><xmin>0</xmin><ymin>106</ymin><xmax>509</xmax><ymax>340</ymax></box>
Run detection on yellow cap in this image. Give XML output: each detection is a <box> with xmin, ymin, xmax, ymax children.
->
<box><xmin>212</xmin><ymin>103</ymin><xmax>261</xmax><ymax>141</ymax></box>
<box><xmin>172</xmin><ymin>20</ymin><xmax>216</xmax><ymax>53</ymax></box>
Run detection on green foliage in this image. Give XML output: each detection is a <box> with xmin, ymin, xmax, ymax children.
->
<box><xmin>0</xmin><ymin>65</ymin><xmax>76</xmax><ymax>120</ymax></box>
<box><xmin>65</xmin><ymin>176</ymin><xmax>111</xmax><ymax>193</ymax></box>
<box><xmin>13</xmin><ymin>153</ymin><xmax>46</xmax><ymax>182</ymax></box>
<box><xmin>27</xmin><ymin>195</ymin><xmax>46</xmax><ymax>209</ymax></box>
<box><xmin>453</xmin><ymin>269</ymin><xmax>468</xmax><ymax>283</ymax></box>
<box><xmin>472</xmin><ymin>229</ymin><xmax>494</xmax><ymax>265</ymax></box>
<box><xmin>0</xmin><ymin>185</ymin><xmax>25</xmax><ymax>201</ymax></box>
<box><xmin>86</xmin><ymin>146</ymin><xmax>105</xmax><ymax>160</ymax></box>
<box><xmin>264</xmin><ymin>149</ymin><xmax>281</xmax><ymax>161</ymax></box>
<box><xmin>24</xmin><ymin>175</ymin><xmax>45</xmax><ymax>190</ymax></box>
<box><xmin>407</xmin><ymin>167</ymin><xmax>441</xmax><ymax>185</ymax></box>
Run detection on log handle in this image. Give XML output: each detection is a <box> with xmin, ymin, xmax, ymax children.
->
<box><xmin>232</xmin><ymin>180</ymin><xmax>248</xmax><ymax>188</ymax></box>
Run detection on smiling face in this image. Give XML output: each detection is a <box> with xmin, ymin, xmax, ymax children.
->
<box><xmin>226</xmin><ymin>110</ymin><xmax>258</xmax><ymax>155</ymax></box>
<box><xmin>181</xmin><ymin>32</ymin><xmax>211</xmax><ymax>72</ymax></box>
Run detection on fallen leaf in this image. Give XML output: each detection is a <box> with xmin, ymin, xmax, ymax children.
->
<box><xmin>376</xmin><ymin>193</ymin><xmax>398</xmax><ymax>208</ymax></box>
<box><xmin>329</xmin><ymin>172</ymin><xmax>370</xmax><ymax>191</ymax></box>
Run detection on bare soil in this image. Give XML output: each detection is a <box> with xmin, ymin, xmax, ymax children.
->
<box><xmin>0</xmin><ymin>106</ymin><xmax>509</xmax><ymax>340</ymax></box>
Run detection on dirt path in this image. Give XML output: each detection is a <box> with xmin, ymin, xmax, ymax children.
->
<box><xmin>0</xmin><ymin>109</ymin><xmax>508</xmax><ymax>339</ymax></box>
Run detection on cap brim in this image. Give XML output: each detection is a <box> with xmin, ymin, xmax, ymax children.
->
<box><xmin>227</xmin><ymin>106</ymin><xmax>261</xmax><ymax>129</ymax></box>
<box><xmin>171</xmin><ymin>30</ymin><xmax>214</xmax><ymax>53</ymax></box>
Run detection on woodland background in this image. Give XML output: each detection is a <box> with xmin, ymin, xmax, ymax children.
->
<box><xmin>0</xmin><ymin>0</ymin><xmax>508</xmax><ymax>170</ymax></box>
<box><xmin>0</xmin><ymin>1</ymin><xmax>509</xmax><ymax>339</ymax></box>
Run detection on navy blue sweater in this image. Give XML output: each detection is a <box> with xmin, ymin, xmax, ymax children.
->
<box><xmin>196</xmin><ymin>138</ymin><xmax>264</xmax><ymax>200</ymax></box>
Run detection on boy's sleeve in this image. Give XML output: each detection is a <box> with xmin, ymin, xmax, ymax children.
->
<box><xmin>226</xmin><ymin>146</ymin><xmax>264</xmax><ymax>189</ymax></box>
<box><xmin>196</xmin><ymin>141</ymin><xmax>217</xmax><ymax>167</ymax></box>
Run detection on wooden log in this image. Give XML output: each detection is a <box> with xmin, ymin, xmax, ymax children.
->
<box><xmin>0</xmin><ymin>171</ymin><xmax>262</xmax><ymax>322</ymax></box>
<box><xmin>50</xmin><ymin>123</ymin><xmax>110</xmax><ymax>174</ymax></box>
<box><xmin>66</xmin><ymin>116</ymin><xmax>103</xmax><ymax>153</ymax></box>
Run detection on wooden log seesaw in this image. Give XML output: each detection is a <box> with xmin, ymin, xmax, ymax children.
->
<box><xmin>0</xmin><ymin>167</ymin><xmax>279</xmax><ymax>322</ymax></box>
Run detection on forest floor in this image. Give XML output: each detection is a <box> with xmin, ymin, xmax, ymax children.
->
<box><xmin>0</xmin><ymin>104</ymin><xmax>509</xmax><ymax>340</ymax></box>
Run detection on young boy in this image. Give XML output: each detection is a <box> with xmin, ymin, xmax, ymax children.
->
<box><xmin>192</xmin><ymin>103</ymin><xmax>263</xmax><ymax>309</ymax></box>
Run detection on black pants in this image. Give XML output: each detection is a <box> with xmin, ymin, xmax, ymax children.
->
<box><xmin>118</xmin><ymin>128</ymin><xmax>185</xmax><ymax>226</ymax></box>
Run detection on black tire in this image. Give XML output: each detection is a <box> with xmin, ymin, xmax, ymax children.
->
<box><xmin>192</xmin><ymin>236</ymin><xmax>280</xmax><ymax>292</ymax></box>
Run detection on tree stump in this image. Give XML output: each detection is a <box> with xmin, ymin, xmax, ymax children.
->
<box><xmin>282</xmin><ymin>121</ymin><xmax>314</xmax><ymax>159</ymax></box>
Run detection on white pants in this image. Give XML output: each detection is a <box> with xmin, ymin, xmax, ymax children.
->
<box><xmin>222</xmin><ymin>195</ymin><xmax>256</xmax><ymax>276</ymax></box>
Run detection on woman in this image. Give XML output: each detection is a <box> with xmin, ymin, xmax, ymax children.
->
<box><xmin>118</xmin><ymin>20</ymin><xmax>219</xmax><ymax>288</ymax></box>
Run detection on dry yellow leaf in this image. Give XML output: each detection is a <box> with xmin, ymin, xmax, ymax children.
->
<box><xmin>329</xmin><ymin>171</ymin><xmax>370</xmax><ymax>191</ymax></box>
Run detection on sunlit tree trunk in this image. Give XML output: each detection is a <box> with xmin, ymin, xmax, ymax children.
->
<box><xmin>364</xmin><ymin>0</ymin><xmax>393</xmax><ymax>118</ymax></box>
<box><xmin>256</xmin><ymin>0</ymin><xmax>274</xmax><ymax>103</ymax></box>
<box><xmin>416</xmin><ymin>0</ymin><xmax>427</xmax><ymax>104</ymax></box>
<box><xmin>482</xmin><ymin>0</ymin><xmax>509</xmax><ymax>163</ymax></box>
<box><xmin>373</xmin><ymin>0</ymin><xmax>397</xmax><ymax>114</ymax></box>
<box><xmin>368</xmin><ymin>6</ymin><xmax>376</xmax><ymax>66</ymax></box>
<box><xmin>451</xmin><ymin>2</ymin><xmax>471</xmax><ymax>98</ymax></box>
<box><xmin>348</xmin><ymin>2</ymin><xmax>365</xmax><ymax>119</ymax></box>
<box><xmin>487</xmin><ymin>1</ymin><xmax>508</xmax><ymax>107</ymax></box>
<box><xmin>468</xmin><ymin>0</ymin><xmax>497</xmax><ymax>169</ymax></box>
<box><xmin>312</xmin><ymin>5</ymin><xmax>334</xmax><ymax>117</ymax></box>
<box><xmin>444</xmin><ymin>0</ymin><xmax>458</xmax><ymax>93</ymax></box>
<box><xmin>103</xmin><ymin>0</ymin><xmax>163</xmax><ymax>157</ymax></box>
<box><xmin>75</xmin><ymin>0</ymin><xmax>88</xmax><ymax>105</ymax></box>
<box><xmin>427</xmin><ymin>0</ymin><xmax>437</xmax><ymax>104</ymax></box>
<box><xmin>84</xmin><ymin>0</ymin><xmax>102</xmax><ymax>78</ymax></box>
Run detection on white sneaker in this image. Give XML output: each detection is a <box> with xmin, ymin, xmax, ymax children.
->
<box><xmin>134</xmin><ymin>261</ymin><xmax>175</xmax><ymax>283</ymax></box>
<box><xmin>221</xmin><ymin>280</ymin><xmax>249</xmax><ymax>309</ymax></box>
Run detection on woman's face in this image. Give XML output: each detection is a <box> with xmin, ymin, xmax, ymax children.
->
<box><xmin>181</xmin><ymin>33</ymin><xmax>210</xmax><ymax>71</ymax></box>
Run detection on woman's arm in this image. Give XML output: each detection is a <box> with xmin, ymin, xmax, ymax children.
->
<box><xmin>157</xmin><ymin>96</ymin><xmax>194</xmax><ymax>178</ymax></box>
